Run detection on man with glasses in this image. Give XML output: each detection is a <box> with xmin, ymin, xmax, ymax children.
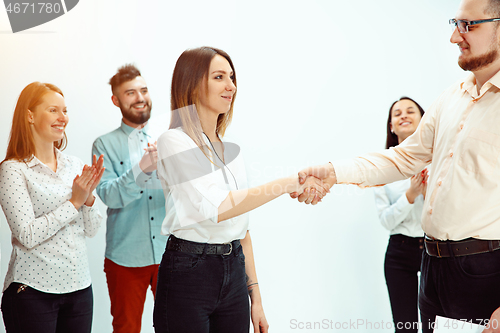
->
<box><xmin>293</xmin><ymin>0</ymin><xmax>500</xmax><ymax>332</ymax></box>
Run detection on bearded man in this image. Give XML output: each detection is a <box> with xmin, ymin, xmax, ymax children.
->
<box><xmin>92</xmin><ymin>64</ymin><xmax>167</xmax><ymax>333</ymax></box>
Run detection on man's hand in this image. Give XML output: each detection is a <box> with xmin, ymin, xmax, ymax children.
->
<box><xmin>482</xmin><ymin>307</ymin><xmax>500</xmax><ymax>333</ymax></box>
<box><xmin>290</xmin><ymin>163</ymin><xmax>337</xmax><ymax>204</ymax></box>
<box><xmin>139</xmin><ymin>142</ymin><xmax>158</xmax><ymax>173</ymax></box>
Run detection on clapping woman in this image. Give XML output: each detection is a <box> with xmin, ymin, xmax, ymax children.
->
<box><xmin>0</xmin><ymin>82</ymin><xmax>104</xmax><ymax>333</ymax></box>
<box><xmin>374</xmin><ymin>97</ymin><xmax>428</xmax><ymax>333</ymax></box>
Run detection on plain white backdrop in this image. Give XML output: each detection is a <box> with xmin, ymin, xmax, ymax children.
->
<box><xmin>0</xmin><ymin>0</ymin><xmax>464</xmax><ymax>332</ymax></box>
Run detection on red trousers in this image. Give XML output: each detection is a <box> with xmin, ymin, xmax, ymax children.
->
<box><xmin>104</xmin><ymin>258</ymin><xmax>159</xmax><ymax>333</ymax></box>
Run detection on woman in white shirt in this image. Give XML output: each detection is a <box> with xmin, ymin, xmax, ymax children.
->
<box><xmin>0</xmin><ymin>82</ymin><xmax>104</xmax><ymax>333</ymax></box>
<box><xmin>152</xmin><ymin>47</ymin><xmax>327</xmax><ymax>333</ymax></box>
<box><xmin>373</xmin><ymin>97</ymin><xmax>427</xmax><ymax>333</ymax></box>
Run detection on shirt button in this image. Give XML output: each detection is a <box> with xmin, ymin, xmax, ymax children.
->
<box><xmin>449</xmin><ymin>152</ymin><xmax>453</xmax><ymax>158</ymax></box>
<box><xmin>460</xmin><ymin>124</ymin><xmax>464</xmax><ymax>130</ymax></box>
<box><xmin>140</xmin><ymin>191</ymin><xmax>144</xmax><ymax>194</ymax></box>
<box><xmin>149</xmin><ymin>196</ymin><xmax>152</xmax><ymax>200</ymax></box>
<box><xmin>120</xmin><ymin>161</ymin><xmax>123</xmax><ymax>165</ymax></box>
<box><xmin>429</xmin><ymin>209</ymin><xmax>433</xmax><ymax>215</ymax></box>
<box><xmin>151</xmin><ymin>217</ymin><xmax>154</xmax><ymax>220</ymax></box>
<box><xmin>438</xmin><ymin>181</ymin><xmax>442</xmax><ymax>186</ymax></box>
<box><xmin>153</xmin><ymin>236</ymin><xmax>156</xmax><ymax>239</ymax></box>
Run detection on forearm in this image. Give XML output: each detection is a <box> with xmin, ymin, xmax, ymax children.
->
<box><xmin>218</xmin><ymin>176</ymin><xmax>296</xmax><ymax>222</ymax></box>
<box><xmin>96</xmin><ymin>169</ymin><xmax>143</xmax><ymax>208</ymax></box>
<box><xmin>81</xmin><ymin>200</ymin><xmax>102</xmax><ymax>238</ymax></box>
<box><xmin>93</xmin><ymin>141</ymin><xmax>143</xmax><ymax>208</ymax></box>
<box><xmin>9</xmin><ymin>201</ymin><xmax>79</xmax><ymax>248</ymax></box>
<box><xmin>241</xmin><ymin>232</ymin><xmax>262</xmax><ymax>304</ymax></box>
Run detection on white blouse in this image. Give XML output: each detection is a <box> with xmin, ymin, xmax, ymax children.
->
<box><xmin>0</xmin><ymin>149</ymin><xmax>102</xmax><ymax>293</ymax></box>
<box><xmin>373</xmin><ymin>179</ymin><xmax>424</xmax><ymax>238</ymax></box>
<box><xmin>157</xmin><ymin>128</ymin><xmax>249</xmax><ymax>243</ymax></box>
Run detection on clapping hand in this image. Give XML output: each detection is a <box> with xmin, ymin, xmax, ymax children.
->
<box><xmin>139</xmin><ymin>141</ymin><xmax>158</xmax><ymax>173</ymax></box>
<box><xmin>85</xmin><ymin>154</ymin><xmax>105</xmax><ymax>206</ymax></box>
<box><xmin>406</xmin><ymin>168</ymin><xmax>428</xmax><ymax>204</ymax></box>
<box><xmin>69</xmin><ymin>154</ymin><xmax>105</xmax><ymax>210</ymax></box>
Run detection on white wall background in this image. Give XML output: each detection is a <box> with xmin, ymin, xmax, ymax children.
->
<box><xmin>0</xmin><ymin>0</ymin><xmax>464</xmax><ymax>332</ymax></box>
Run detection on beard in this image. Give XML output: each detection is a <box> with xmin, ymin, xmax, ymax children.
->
<box><xmin>458</xmin><ymin>30</ymin><xmax>499</xmax><ymax>72</ymax></box>
<box><xmin>458</xmin><ymin>47</ymin><xmax>498</xmax><ymax>71</ymax></box>
<box><xmin>120</xmin><ymin>101</ymin><xmax>152</xmax><ymax>125</ymax></box>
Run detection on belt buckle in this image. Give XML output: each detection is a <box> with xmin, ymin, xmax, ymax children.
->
<box><xmin>436</xmin><ymin>240</ymin><xmax>442</xmax><ymax>258</ymax></box>
<box><xmin>222</xmin><ymin>242</ymin><xmax>232</xmax><ymax>255</ymax></box>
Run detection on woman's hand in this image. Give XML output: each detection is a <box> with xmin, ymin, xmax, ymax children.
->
<box><xmin>251</xmin><ymin>300</ymin><xmax>269</xmax><ymax>333</ymax></box>
<box><xmin>69</xmin><ymin>165</ymin><xmax>97</xmax><ymax>210</ymax></box>
<box><xmin>406</xmin><ymin>168</ymin><xmax>428</xmax><ymax>204</ymax></box>
<box><xmin>84</xmin><ymin>154</ymin><xmax>105</xmax><ymax>207</ymax></box>
<box><xmin>286</xmin><ymin>175</ymin><xmax>329</xmax><ymax>204</ymax></box>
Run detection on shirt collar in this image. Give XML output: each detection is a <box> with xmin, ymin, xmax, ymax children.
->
<box><xmin>25</xmin><ymin>148</ymin><xmax>66</xmax><ymax>169</ymax></box>
<box><xmin>461</xmin><ymin>71</ymin><xmax>500</xmax><ymax>99</ymax></box>
<box><xmin>120</xmin><ymin>120</ymin><xmax>150</xmax><ymax>137</ymax></box>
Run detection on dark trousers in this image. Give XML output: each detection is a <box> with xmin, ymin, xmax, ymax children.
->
<box><xmin>1</xmin><ymin>283</ymin><xmax>93</xmax><ymax>333</ymax></box>
<box><xmin>384</xmin><ymin>234</ymin><xmax>424</xmax><ymax>333</ymax></box>
<box><xmin>153</xmin><ymin>239</ymin><xmax>250</xmax><ymax>333</ymax></box>
<box><xmin>419</xmin><ymin>247</ymin><xmax>500</xmax><ymax>333</ymax></box>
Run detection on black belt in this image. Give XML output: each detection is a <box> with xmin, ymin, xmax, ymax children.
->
<box><xmin>424</xmin><ymin>236</ymin><xmax>500</xmax><ymax>258</ymax></box>
<box><xmin>167</xmin><ymin>235</ymin><xmax>240</xmax><ymax>255</ymax></box>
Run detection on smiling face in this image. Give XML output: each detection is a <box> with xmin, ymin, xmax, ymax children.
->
<box><xmin>112</xmin><ymin>76</ymin><xmax>152</xmax><ymax>126</ymax></box>
<box><xmin>198</xmin><ymin>54</ymin><xmax>236</xmax><ymax>117</ymax></box>
<box><xmin>390</xmin><ymin>99</ymin><xmax>422</xmax><ymax>143</ymax></box>
<box><xmin>28</xmin><ymin>91</ymin><xmax>68</xmax><ymax>145</ymax></box>
<box><xmin>450</xmin><ymin>0</ymin><xmax>500</xmax><ymax>72</ymax></box>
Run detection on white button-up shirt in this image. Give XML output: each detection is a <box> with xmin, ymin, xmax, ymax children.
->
<box><xmin>334</xmin><ymin>71</ymin><xmax>500</xmax><ymax>241</ymax></box>
<box><xmin>157</xmin><ymin>128</ymin><xmax>249</xmax><ymax>243</ymax></box>
<box><xmin>373</xmin><ymin>179</ymin><xmax>424</xmax><ymax>238</ymax></box>
<box><xmin>0</xmin><ymin>149</ymin><xmax>102</xmax><ymax>293</ymax></box>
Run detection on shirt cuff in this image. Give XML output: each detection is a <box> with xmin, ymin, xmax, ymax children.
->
<box><xmin>332</xmin><ymin>159</ymin><xmax>365</xmax><ymax>186</ymax></box>
<box><xmin>132</xmin><ymin>163</ymin><xmax>153</xmax><ymax>186</ymax></box>
<box><xmin>56</xmin><ymin>201</ymin><xmax>80</xmax><ymax>226</ymax></box>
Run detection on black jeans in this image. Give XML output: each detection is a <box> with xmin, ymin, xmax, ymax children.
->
<box><xmin>384</xmin><ymin>234</ymin><xmax>424</xmax><ymax>333</ymax></box>
<box><xmin>419</xmin><ymin>247</ymin><xmax>500</xmax><ymax>333</ymax></box>
<box><xmin>1</xmin><ymin>283</ymin><xmax>93</xmax><ymax>333</ymax></box>
<box><xmin>153</xmin><ymin>238</ymin><xmax>250</xmax><ymax>333</ymax></box>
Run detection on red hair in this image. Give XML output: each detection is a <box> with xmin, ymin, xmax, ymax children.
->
<box><xmin>2</xmin><ymin>82</ymin><xmax>67</xmax><ymax>164</ymax></box>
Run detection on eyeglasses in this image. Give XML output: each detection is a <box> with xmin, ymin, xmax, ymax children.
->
<box><xmin>449</xmin><ymin>18</ymin><xmax>500</xmax><ymax>33</ymax></box>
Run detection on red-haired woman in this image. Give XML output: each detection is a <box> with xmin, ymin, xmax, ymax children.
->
<box><xmin>0</xmin><ymin>82</ymin><xmax>105</xmax><ymax>333</ymax></box>
<box><xmin>153</xmin><ymin>47</ymin><xmax>327</xmax><ymax>333</ymax></box>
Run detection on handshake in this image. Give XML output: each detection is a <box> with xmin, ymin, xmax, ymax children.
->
<box><xmin>289</xmin><ymin>163</ymin><xmax>337</xmax><ymax>205</ymax></box>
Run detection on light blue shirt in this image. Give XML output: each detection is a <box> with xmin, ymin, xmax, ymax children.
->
<box><xmin>92</xmin><ymin>121</ymin><xmax>167</xmax><ymax>267</ymax></box>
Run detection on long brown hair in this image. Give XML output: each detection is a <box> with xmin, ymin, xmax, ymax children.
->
<box><xmin>169</xmin><ymin>47</ymin><xmax>236</xmax><ymax>155</ymax></box>
<box><xmin>2</xmin><ymin>82</ymin><xmax>67</xmax><ymax>164</ymax></box>
<box><xmin>385</xmin><ymin>96</ymin><xmax>425</xmax><ymax>149</ymax></box>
